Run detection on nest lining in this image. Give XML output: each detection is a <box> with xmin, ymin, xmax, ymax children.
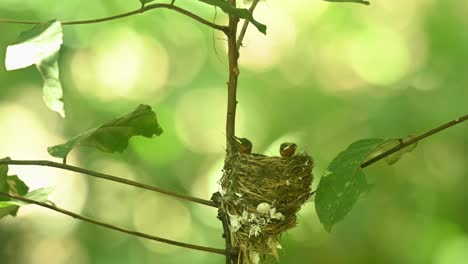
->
<box><xmin>219</xmin><ymin>152</ymin><xmax>313</xmax><ymax>263</ymax></box>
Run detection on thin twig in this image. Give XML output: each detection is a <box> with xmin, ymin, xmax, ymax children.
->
<box><xmin>361</xmin><ymin>113</ymin><xmax>468</xmax><ymax>168</ymax></box>
<box><xmin>236</xmin><ymin>0</ymin><xmax>260</xmax><ymax>49</ymax></box>
<box><xmin>0</xmin><ymin>191</ymin><xmax>226</xmax><ymax>256</ymax></box>
<box><xmin>0</xmin><ymin>159</ymin><xmax>216</xmax><ymax>208</ymax></box>
<box><xmin>0</xmin><ymin>3</ymin><xmax>228</xmax><ymax>33</ymax></box>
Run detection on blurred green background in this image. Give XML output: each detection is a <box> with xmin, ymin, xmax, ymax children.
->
<box><xmin>1</xmin><ymin>0</ymin><xmax>468</xmax><ymax>263</ymax></box>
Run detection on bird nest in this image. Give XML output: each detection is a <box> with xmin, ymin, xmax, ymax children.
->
<box><xmin>219</xmin><ymin>152</ymin><xmax>313</xmax><ymax>263</ymax></box>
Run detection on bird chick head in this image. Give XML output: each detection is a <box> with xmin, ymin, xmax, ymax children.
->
<box><xmin>279</xmin><ymin>142</ymin><xmax>297</xmax><ymax>157</ymax></box>
<box><xmin>232</xmin><ymin>136</ymin><xmax>253</xmax><ymax>154</ymax></box>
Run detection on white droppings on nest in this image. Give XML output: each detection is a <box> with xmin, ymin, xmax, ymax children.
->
<box><xmin>249</xmin><ymin>224</ymin><xmax>263</xmax><ymax>237</ymax></box>
<box><xmin>229</xmin><ymin>206</ymin><xmax>287</xmax><ymax>238</ymax></box>
<box><xmin>229</xmin><ymin>214</ymin><xmax>242</xmax><ymax>232</ymax></box>
<box><xmin>269</xmin><ymin>207</ymin><xmax>285</xmax><ymax>221</ymax></box>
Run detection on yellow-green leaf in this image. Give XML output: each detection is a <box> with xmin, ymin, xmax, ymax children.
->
<box><xmin>0</xmin><ymin>159</ymin><xmax>30</xmax><ymax>218</ymax></box>
<box><xmin>5</xmin><ymin>20</ymin><xmax>65</xmax><ymax>117</ymax></box>
<box><xmin>48</xmin><ymin>104</ymin><xmax>163</xmax><ymax>159</ymax></box>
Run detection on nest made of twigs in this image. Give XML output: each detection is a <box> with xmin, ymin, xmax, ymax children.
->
<box><xmin>219</xmin><ymin>152</ymin><xmax>313</xmax><ymax>263</ymax></box>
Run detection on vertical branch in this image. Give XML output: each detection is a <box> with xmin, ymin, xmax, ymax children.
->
<box><xmin>225</xmin><ymin>0</ymin><xmax>240</xmax><ymax>152</ymax></box>
<box><xmin>223</xmin><ymin>1</ymin><xmax>240</xmax><ymax>264</ymax></box>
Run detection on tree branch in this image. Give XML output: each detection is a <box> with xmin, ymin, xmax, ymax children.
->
<box><xmin>0</xmin><ymin>159</ymin><xmax>216</xmax><ymax>208</ymax></box>
<box><xmin>222</xmin><ymin>1</ymin><xmax>241</xmax><ymax>263</ymax></box>
<box><xmin>0</xmin><ymin>3</ymin><xmax>228</xmax><ymax>33</ymax></box>
<box><xmin>361</xmin><ymin>113</ymin><xmax>468</xmax><ymax>168</ymax></box>
<box><xmin>225</xmin><ymin>0</ymin><xmax>241</xmax><ymax>152</ymax></box>
<box><xmin>0</xmin><ymin>191</ymin><xmax>226</xmax><ymax>256</ymax></box>
<box><xmin>236</xmin><ymin>0</ymin><xmax>260</xmax><ymax>49</ymax></box>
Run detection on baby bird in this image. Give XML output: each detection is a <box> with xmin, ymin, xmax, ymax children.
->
<box><xmin>279</xmin><ymin>142</ymin><xmax>297</xmax><ymax>157</ymax></box>
<box><xmin>232</xmin><ymin>135</ymin><xmax>253</xmax><ymax>154</ymax></box>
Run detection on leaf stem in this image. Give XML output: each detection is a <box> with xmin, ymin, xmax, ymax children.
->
<box><xmin>0</xmin><ymin>159</ymin><xmax>217</xmax><ymax>208</ymax></box>
<box><xmin>0</xmin><ymin>191</ymin><xmax>226</xmax><ymax>256</ymax></box>
<box><xmin>0</xmin><ymin>3</ymin><xmax>228</xmax><ymax>33</ymax></box>
<box><xmin>361</xmin><ymin>113</ymin><xmax>468</xmax><ymax>168</ymax></box>
<box><xmin>236</xmin><ymin>0</ymin><xmax>260</xmax><ymax>49</ymax></box>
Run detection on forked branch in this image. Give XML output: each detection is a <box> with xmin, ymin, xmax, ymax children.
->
<box><xmin>0</xmin><ymin>159</ymin><xmax>216</xmax><ymax>208</ymax></box>
<box><xmin>0</xmin><ymin>191</ymin><xmax>226</xmax><ymax>256</ymax></box>
<box><xmin>236</xmin><ymin>0</ymin><xmax>260</xmax><ymax>49</ymax></box>
<box><xmin>361</xmin><ymin>113</ymin><xmax>468</xmax><ymax>168</ymax></box>
<box><xmin>0</xmin><ymin>3</ymin><xmax>228</xmax><ymax>33</ymax></box>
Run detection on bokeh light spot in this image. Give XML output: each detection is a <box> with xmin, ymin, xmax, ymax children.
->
<box><xmin>238</xmin><ymin>2</ymin><xmax>297</xmax><ymax>72</ymax></box>
<box><xmin>175</xmin><ymin>87</ymin><xmax>244</xmax><ymax>153</ymax></box>
<box><xmin>434</xmin><ymin>236</ymin><xmax>468</xmax><ymax>264</ymax></box>
<box><xmin>132</xmin><ymin>193</ymin><xmax>192</xmax><ymax>254</ymax></box>
<box><xmin>348</xmin><ymin>24</ymin><xmax>410</xmax><ymax>85</ymax></box>
<box><xmin>70</xmin><ymin>26</ymin><xmax>169</xmax><ymax>102</ymax></box>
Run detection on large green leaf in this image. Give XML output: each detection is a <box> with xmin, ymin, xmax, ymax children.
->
<box><xmin>48</xmin><ymin>104</ymin><xmax>163</xmax><ymax>159</ymax></box>
<box><xmin>0</xmin><ymin>159</ymin><xmax>30</xmax><ymax>218</ymax></box>
<box><xmin>323</xmin><ymin>0</ymin><xmax>370</xmax><ymax>5</ymax></box>
<box><xmin>198</xmin><ymin>0</ymin><xmax>267</xmax><ymax>34</ymax></box>
<box><xmin>315</xmin><ymin>139</ymin><xmax>385</xmax><ymax>232</ymax></box>
<box><xmin>5</xmin><ymin>20</ymin><xmax>65</xmax><ymax>117</ymax></box>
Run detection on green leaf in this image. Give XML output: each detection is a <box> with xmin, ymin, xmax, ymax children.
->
<box><xmin>6</xmin><ymin>176</ymin><xmax>29</xmax><ymax>196</ymax></box>
<box><xmin>0</xmin><ymin>187</ymin><xmax>54</xmax><ymax>208</ymax></box>
<box><xmin>5</xmin><ymin>20</ymin><xmax>65</xmax><ymax>117</ymax></box>
<box><xmin>48</xmin><ymin>104</ymin><xmax>163</xmax><ymax>159</ymax></box>
<box><xmin>0</xmin><ymin>161</ymin><xmax>29</xmax><ymax>199</ymax></box>
<box><xmin>198</xmin><ymin>0</ymin><xmax>267</xmax><ymax>34</ymax></box>
<box><xmin>0</xmin><ymin>206</ymin><xmax>19</xmax><ymax>218</ymax></box>
<box><xmin>0</xmin><ymin>159</ymin><xmax>31</xmax><ymax>218</ymax></box>
<box><xmin>323</xmin><ymin>0</ymin><xmax>370</xmax><ymax>5</ymax></box>
<box><xmin>366</xmin><ymin>136</ymin><xmax>418</xmax><ymax>165</ymax></box>
<box><xmin>37</xmin><ymin>54</ymin><xmax>65</xmax><ymax>117</ymax></box>
<box><xmin>315</xmin><ymin>138</ymin><xmax>386</xmax><ymax>232</ymax></box>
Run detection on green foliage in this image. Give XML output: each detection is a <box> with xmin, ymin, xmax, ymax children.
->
<box><xmin>0</xmin><ymin>158</ymin><xmax>29</xmax><ymax>218</ymax></box>
<box><xmin>0</xmin><ymin>187</ymin><xmax>53</xmax><ymax>208</ymax></box>
<box><xmin>48</xmin><ymin>104</ymin><xmax>163</xmax><ymax>159</ymax></box>
<box><xmin>367</xmin><ymin>136</ymin><xmax>418</xmax><ymax>165</ymax></box>
<box><xmin>315</xmin><ymin>139</ymin><xmax>385</xmax><ymax>232</ymax></box>
<box><xmin>323</xmin><ymin>0</ymin><xmax>370</xmax><ymax>5</ymax></box>
<box><xmin>5</xmin><ymin>20</ymin><xmax>65</xmax><ymax>117</ymax></box>
<box><xmin>315</xmin><ymin>135</ymin><xmax>419</xmax><ymax>231</ymax></box>
<box><xmin>198</xmin><ymin>0</ymin><xmax>267</xmax><ymax>34</ymax></box>
<box><xmin>37</xmin><ymin>54</ymin><xmax>64</xmax><ymax>118</ymax></box>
